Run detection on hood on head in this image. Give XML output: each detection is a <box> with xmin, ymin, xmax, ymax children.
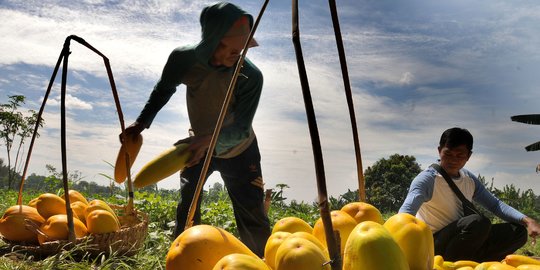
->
<box><xmin>196</xmin><ymin>2</ymin><xmax>255</xmax><ymax>66</ymax></box>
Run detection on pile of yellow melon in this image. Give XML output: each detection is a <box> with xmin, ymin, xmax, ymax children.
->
<box><xmin>164</xmin><ymin>201</ymin><xmax>540</xmax><ymax>270</ymax></box>
<box><xmin>0</xmin><ymin>190</ymin><xmax>121</xmax><ymax>245</ymax></box>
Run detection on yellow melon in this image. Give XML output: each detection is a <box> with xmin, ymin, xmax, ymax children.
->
<box><xmin>312</xmin><ymin>210</ymin><xmax>357</xmax><ymax>256</ymax></box>
<box><xmin>66</xmin><ymin>190</ymin><xmax>88</xmax><ymax>205</ymax></box>
<box><xmin>341</xmin><ymin>201</ymin><xmax>384</xmax><ymax>224</ymax></box>
<box><xmin>85</xmin><ymin>199</ymin><xmax>119</xmax><ymax>225</ymax></box>
<box><xmin>486</xmin><ymin>263</ymin><xmax>518</xmax><ymax>270</ymax></box>
<box><xmin>274</xmin><ymin>237</ymin><xmax>330</xmax><ymax>270</ymax></box>
<box><xmin>70</xmin><ymin>201</ymin><xmax>88</xmax><ymax>224</ymax></box>
<box><xmin>475</xmin><ymin>262</ymin><xmax>505</xmax><ymax>270</ymax></box>
<box><xmin>37</xmin><ymin>214</ymin><xmax>88</xmax><ymax>245</ymax></box>
<box><xmin>35</xmin><ymin>193</ymin><xmax>66</xmax><ymax>219</ymax></box>
<box><xmin>272</xmin><ymin>217</ymin><xmax>313</xmax><ymax>234</ymax></box>
<box><xmin>517</xmin><ymin>265</ymin><xmax>540</xmax><ymax>270</ymax></box>
<box><xmin>343</xmin><ymin>221</ymin><xmax>409</xmax><ymax>270</ymax></box>
<box><xmin>212</xmin><ymin>253</ymin><xmax>271</xmax><ymax>270</ymax></box>
<box><xmin>0</xmin><ymin>205</ymin><xmax>45</xmax><ymax>243</ymax></box>
<box><xmin>504</xmin><ymin>254</ymin><xmax>540</xmax><ymax>267</ymax></box>
<box><xmin>86</xmin><ymin>209</ymin><xmax>120</xmax><ymax>234</ymax></box>
<box><xmin>114</xmin><ymin>133</ymin><xmax>143</xmax><ymax>184</ymax></box>
<box><xmin>384</xmin><ymin>213</ymin><xmax>434</xmax><ymax>270</ymax></box>
<box><xmin>264</xmin><ymin>231</ymin><xmax>292</xmax><ymax>270</ymax></box>
<box><xmin>134</xmin><ymin>143</ymin><xmax>191</xmax><ymax>189</ymax></box>
<box><xmin>166</xmin><ymin>224</ymin><xmax>257</xmax><ymax>270</ymax></box>
<box><xmin>287</xmin><ymin>231</ymin><xmax>328</xmax><ymax>258</ymax></box>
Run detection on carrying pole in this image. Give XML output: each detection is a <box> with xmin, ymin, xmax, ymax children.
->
<box><xmin>185</xmin><ymin>0</ymin><xmax>270</xmax><ymax>230</ymax></box>
<box><xmin>18</xmin><ymin>35</ymin><xmax>130</xmax><ymax>244</ymax></box>
<box><xmin>292</xmin><ymin>1</ymin><xmax>342</xmax><ymax>269</ymax></box>
<box><xmin>327</xmin><ymin>0</ymin><xmax>365</xmax><ymax>202</ymax></box>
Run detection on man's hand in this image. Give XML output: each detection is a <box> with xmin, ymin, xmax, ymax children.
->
<box><xmin>175</xmin><ymin>135</ymin><xmax>212</xmax><ymax>168</ymax></box>
<box><xmin>120</xmin><ymin>121</ymin><xmax>145</xmax><ymax>143</ymax></box>
<box><xmin>523</xmin><ymin>216</ymin><xmax>540</xmax><ymax>245</ymax></box>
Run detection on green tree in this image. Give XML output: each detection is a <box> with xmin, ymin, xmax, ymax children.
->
<box><xmin>0</xmin><ymin>95</ymin><xmax>43</xmax><ymax>189</ymax></box>
<box><xmin>364</xmin><ymin>154</ymin><xmax>422</xmax><ymax>213</ymax></box>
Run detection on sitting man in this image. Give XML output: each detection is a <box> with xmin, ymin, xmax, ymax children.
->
<box><xmin>399</xmin><ymin>127</ymin><xmax>540</xmax><ymax>261</ymax></box>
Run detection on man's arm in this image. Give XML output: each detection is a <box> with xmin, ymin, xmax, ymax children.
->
<box><xmin>136</xmin><ymin>48</ymin><xmax>196</xmax><ymax>128</ymax></box>
<box><xmin>398</xmin><ymin>169</ymin><xmax>435</xmax><ymax>215</ymax></box>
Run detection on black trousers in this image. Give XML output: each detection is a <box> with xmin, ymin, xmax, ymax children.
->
<box><xmin>433</xmin><ymin>214</ymin><xmax>528</xmax><ymax>261</ymax></box>
<box><xmin>173</xmin><ymin>138</ymin><xmax>271</xmax><ymax>257</ymax></box>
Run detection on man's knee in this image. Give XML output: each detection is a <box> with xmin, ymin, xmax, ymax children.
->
<box><xmin>459</xmin><ymin>214</ymin><xmax>491</xmax><ymax>234</ymax></box>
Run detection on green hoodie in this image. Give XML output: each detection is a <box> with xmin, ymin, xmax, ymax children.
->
<box><xmin>136</xmin><ymin>2</ymin><xmax>263</xmax><ymax>157</ymax></box>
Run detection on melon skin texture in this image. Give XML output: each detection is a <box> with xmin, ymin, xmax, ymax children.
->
<box><xmin>114</xmin><ymin>133</ymin><xmax>143</xmax><ymax>184</ymax></box>
<box><xmin>166</xmin><ymin>224</ymin><xmax>257</xmax><ymax>270</ymax></box>
<box><xmin>343</xmin><ymin>221</ymin><xmax>410</xmax><ymax>270</ymax></box>
<box><xmin>66</xmin><ymin>190</ymin><xmax>89</xmax><ymax>205</ymax></box>
<box><xmin>212</xmin><ymin>253</ymin><xmax>271</xmax><ymax>270</ymax></box>
<box><xmin>504</xmin><ymin>254</ymin><xmax>540</xmax><ymax>267</ymax></box>
<box><xmin>264</xmin><ymin>231</ymin><xmax>292</xmax><ymax>270</ymax></box>
<box><xmin>340</xmin><ymin>201</ymin><xmax>384</xmax><ymax>224</ymax></box>
<box><xmin>86</xmin><ymin>209</ymin><xmax>120</xmax><ymax>234</ymax></box>
<box><xmin>274</xmin><ymin>237</ymin><xmax>330</xmax><ymax>270</ymax></box>
<box><xmin>35</xmin><ymin>193</ymin><xmax>66</xmax><ymax>219</ymax></box>
<box><xmin>271</xmin><ymin>216</ymin><xmax>313</xmax><ymax>234</ymax></box>
<box><xmin>383</xmin><ymin>213</ymin><xmax>434</xmax><ymax>270</ymax></box>
<box><xmin>134</xmin><ymin>143</ymin><xmax>191</xmax><ymax>189</ymax></box>
<box><xmin>0</xmin><ymin>205</ymin><xmax>45</xmax><ymax>243</ymax></box>
<box><xmin>85</xmin><ymin>199</ymin><xmax>120</xmax><ymax>225</ymax></box>
<box><xmin>37</xmin><ymin>214</ymin><xmax>88</xmax><ymax>245</ymax></box>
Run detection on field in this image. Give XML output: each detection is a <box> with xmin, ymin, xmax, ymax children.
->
<box><xmin>0</xmin><ymin>187</ymin><xmax>538</xmax><ymax>269</ymax></box>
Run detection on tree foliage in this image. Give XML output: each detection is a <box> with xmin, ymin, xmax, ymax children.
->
<box><xmin>0</xmin><ymin>95</ymin><xmax>43</xmax><ymax>189</ymax></box>
<box><xmin>364</xmin><ymin>153</ymin><xmax>422</xmax><ymax>213</ymax></box>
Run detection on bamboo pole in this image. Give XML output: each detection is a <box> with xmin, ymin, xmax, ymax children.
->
<box><xmin>185</xmin><ymin>0</ymin><xmax>270</xmax><ymax>230</ymax></box>
<box><xmin>291</xmin><ymin>1</ymin><xmax>342</xmax><ymax>269</ymax></box>
<box><xmin>327</xmin><ymin>0</ymin><xmax>366</xmax><ymax>202</ymax></box>
<box><xmin>17</xmin><ymin>35</ymin><xmax>130</xmax><ymax>244</ymax></box>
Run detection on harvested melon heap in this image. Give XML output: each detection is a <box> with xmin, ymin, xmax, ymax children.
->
<box><xmin>165</xmin><ymin>201</ymin><xmax>540</xmax><ymax>270</ymax></box>
<box><xmin>0</xmin><ymin>190</ymin><xmax>121</xmax><ymax>245</ymax></box>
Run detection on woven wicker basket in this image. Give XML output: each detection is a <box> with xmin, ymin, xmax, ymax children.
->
<box><xmin>2</xmin><ymin>205</ymin><xmax>148</xmax><ymax>257</ymax></box>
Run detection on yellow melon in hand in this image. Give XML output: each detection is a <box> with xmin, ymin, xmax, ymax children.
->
<box><xmin>384</xmin><ymin>213</ymin><xmax>434</xmax><ymax>270</ymax></box>
<box><xmin>37</xmin><ymin>214</ymin><xmax>88</xmax><ymax>245</ymax></box>
<box><xmin>312</xmin><ymin>210</ymin><xmax>357</xmax><ymax>256</ymax></box>
<box><xmin>272</xmin><ymin>216</ymin><xmax>313</xmax><ymax>234</ymax></box>
<box><xmin>166</xmin><ymin>224</ymin><xmax>257</xmax><ymax>270</ymax></box>
<box><xmin>275</xmin><ymin>237</ymin><xmax>330</xmax><ymax>270</ymax></box>
<box><xmin>0</xmin><ymin>205</ymin><xmax>45</xmax><ymax>243</ymax></box>
<box><xmin>341</xmin><ymin>201</ymin><xmax>384</xmax><ymax>224</ymax></box>
<box><xmin>35</xmin><ymin>193</ymin><xmax>66</xmax><ymax>219</ymax></box>
<box><xmin>212</xmin><ymin>253</ymin><xmax>271</xmax><ymax>270</ymax></box>
<box><xmin>86</xmin><ymin>209</ymin><xmax>120</xmax><ymax>234</ymax></box>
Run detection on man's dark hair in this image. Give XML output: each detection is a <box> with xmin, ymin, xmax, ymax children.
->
<box><xmin>439</xmin><ymin>127</ymin><xmax>473</xmax><ymax>152</ymax></box>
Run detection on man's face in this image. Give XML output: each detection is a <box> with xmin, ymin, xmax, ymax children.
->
<box><xmin>438</xmin><ymin>144</ymin><xmax>471</xmax><ymax>177</ymax></box>
<box><xmin>210</xmin><ymin>35</ymin><xmax>247</xmax><ymax>67</ymax></box>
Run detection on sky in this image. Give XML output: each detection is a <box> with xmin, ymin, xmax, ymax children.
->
<box><xmin>1</xmin><ymin>0</ymin><xmax>540</xmax><ymax>204</ymax></box>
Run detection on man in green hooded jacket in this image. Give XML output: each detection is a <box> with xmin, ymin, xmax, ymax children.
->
<box><xmin>123</xmin><ymin>2</ymin><xmax>270</xmax><ymax>257</ymax></box>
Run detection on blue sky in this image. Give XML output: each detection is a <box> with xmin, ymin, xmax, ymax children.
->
<box><xmin>1</xmin><ymin>0</ymin><xmax>539</xmax><ymax>203</ymax></box>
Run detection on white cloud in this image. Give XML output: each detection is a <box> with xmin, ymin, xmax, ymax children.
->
<box><xmin>2</xmin><ymin>0</ymin><xmax>540</xmax><ymax>204</ymax></box>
